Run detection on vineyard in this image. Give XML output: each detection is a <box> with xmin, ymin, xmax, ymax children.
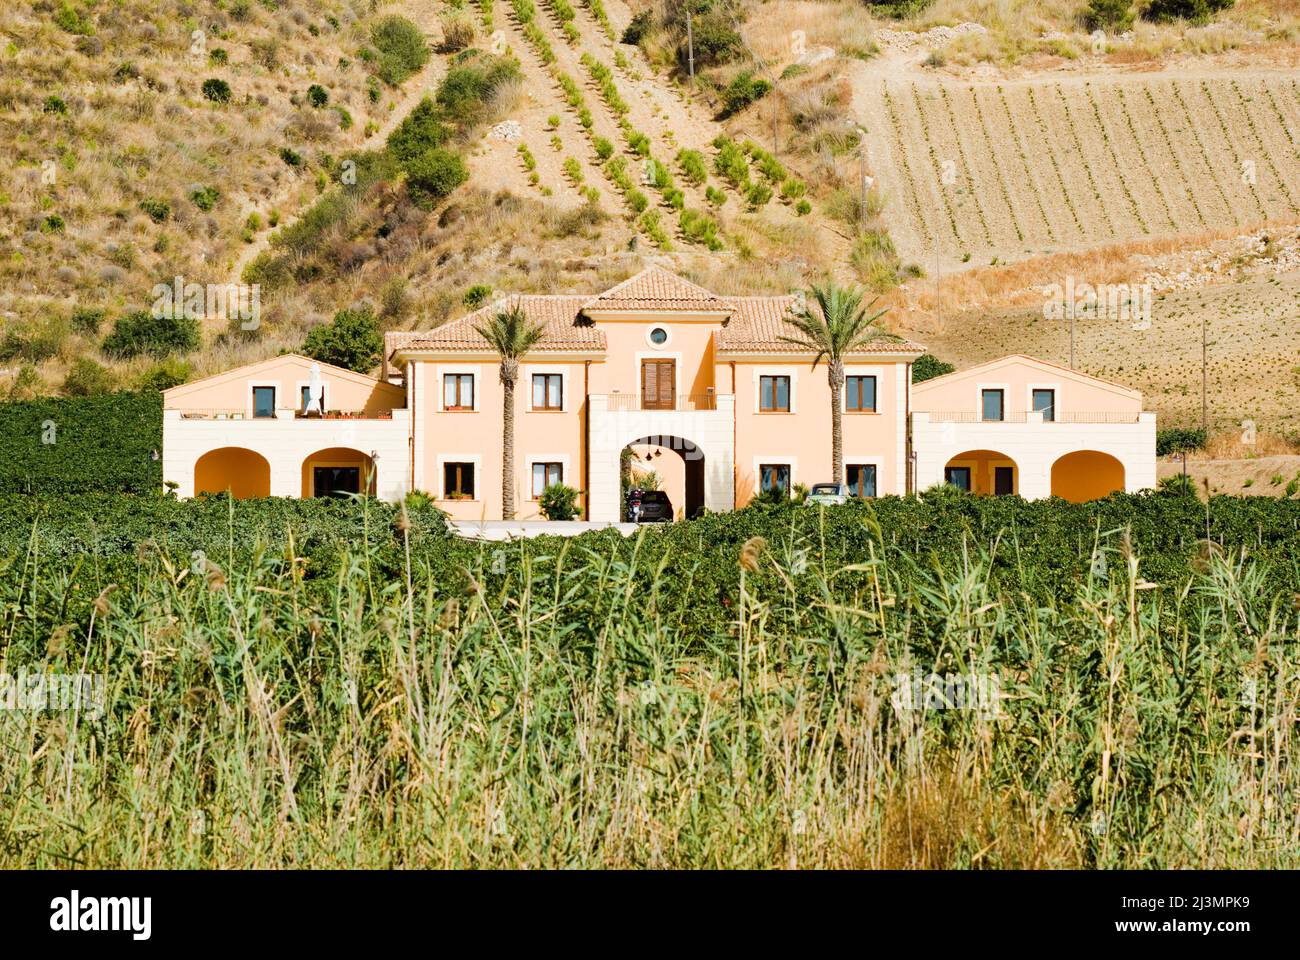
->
<box><xmin>866</xmin><ymin>72</ymin><xmax>1300</xmax><ymax>267</ymax></box>
<box><xmin>465</xmin><ymin>0</ymin><xmax>832</xmax><ymax>259</ymax></box>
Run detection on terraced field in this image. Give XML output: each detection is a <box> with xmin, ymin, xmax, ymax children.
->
<box><xmin>909</xmin><ymin>268</ymin><xmax>1300</xmax><ymax>436</ymax></box>
<box><xmin>465</xmin><ymin>0</ymin><xmax>841</xmax><ymax>262</ymax></box>
<box><xmin>864</xmin><ymin>72</ymin><xmax>1300</xmax><ymax>269</ymax></box>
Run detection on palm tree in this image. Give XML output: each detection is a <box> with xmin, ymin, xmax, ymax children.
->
<box><xmin>476</xmin><ymin>302</ymin><xmax>545</xmax><ymax>520</ymax></box>
<box><xmin>781</xmin><ymin>280</ymin><xmax>889</xmax><ymax>485</ymax></box>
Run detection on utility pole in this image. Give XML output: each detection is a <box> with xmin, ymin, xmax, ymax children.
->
<box><xmin>858</xmin><ymin>139</ymin><xmax>867</xmax><ymax>232</ymax></box>
<box><xmin>686</xmin><ymin>7</ymin><xmax>695</xmax><ymax>82</ymax></box>
<box><xmin>934</xmin><ymin>247</ymin><xmax>940</xmax><ymax>330</ymax></box>
<box><xmin>1201</xmin><ymin>313</ymin><xmax>1208</xmax><ymax>436</ymax></box>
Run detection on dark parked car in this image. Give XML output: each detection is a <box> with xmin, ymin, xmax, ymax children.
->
<box><xmin>626</xmin><ymin>488</ymin><xmax>673</xmax><ymax>522</ymax></box>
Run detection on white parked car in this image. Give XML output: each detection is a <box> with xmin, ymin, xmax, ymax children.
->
<box><xmin>805</xmin><ymin>482</ymin><xmax>849</xmax><ymax>506</ymax></box>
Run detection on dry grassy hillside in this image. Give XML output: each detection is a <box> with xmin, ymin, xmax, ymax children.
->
<box><xmin>2</xmin><ymin>0</ymin><xmax>1299</xmax><ymax>429</ymax></box>
<box><xmin>0</xmin><ymin>0</ymin><xmax>443</xmax><ymax>391</ymax></box>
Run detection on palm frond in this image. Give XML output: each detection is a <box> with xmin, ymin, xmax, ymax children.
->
<box><xmin>474</xmin><ymin>303</ymin><xmax>546</xmax><ymax>359</ymax></box>
<box><xmin>778</xmin><ymin>280</ymin><xmax>889</xmax><ymax>366</ymax></box>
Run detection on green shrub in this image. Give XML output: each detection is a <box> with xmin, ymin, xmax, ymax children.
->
<box><xmin>538</xmin><ymin>482</ymin><xmax>581</xmax><ymax>520</ymax></box>
<box><xmin>139</xmin><ymin>197</ymin><xmax>171</xmax><ymax>222</ymax></box>
<box><xmin>306</xmin><ymin>84</ymin><xmax>329</xmax><ymax>107</ymax></box>
<box><xmin>70</xmin><ymin>307</ymin><xmax>105</xmax><ymax>336</ymax></box>
<box><xmin>594</xmin><ymin>137</ymin><xmax>615</xmax><ymax>160</ymax></box>
<box><xmin>705</xmin><ymin>185</ymin><xmax>726</xmax><ymax>207</ymax></box>
<box><xmin>101</xmin><ymin>310</ymin><xmax>200</xmax><ymax>360</ymax></box>
<box><xmin>1085</xmin><ymin>0</ymin><xmax>1135</xmax><ymax>29</ymax></box>
<box><xmin>719</xmin><ymin>70</ymin><xmax>772</xmax><ymax>118</ymax></box>
<box><xmin>684</xmin><ymin>15</ymin><xmax>742</xmax><ymax>67</ymax></box>
<box><xmin>1143</xmin><ymin>0</ymin><xmax>1234</xmax><ymax>24</ymax></box>
<box><xmin>135</xmin><ymin>357</ymin><xmax>193</xmax><ymax>391</ymax></box>
<box><xmin>302</xmin><ymin>305</ymin><xmax>383</xmax><ymax>372</ymax></box>
<box><xmin>53</xmin><ymin>2</ymin><xmax>94</xmax><ymax>36</ymax></box>
<box><xmin>404</xmin><ymin>148</ymin><xmax>468</xmax><ymax>209</ymax></box>
<box><xmin>680</xmin><ymin>208</ymin><xmax>723</xmax><ymax>250</ymax></box>
<box><xmin>209</xmin><ymin>48</ymin><xmax>229</xmax><ymax>65</ymax></box>
<box><xmin>189</xmin><ymin>185</ymin><xmax>221</xmax><ymax>211</ymax></box>
<box><xmin>63</xmin><ymin>358</ymin><xmax>115</xmax><ymax>396</ymax></box>
<box><xmin>463</xmin><ymin>284</ymin><xmax>492</xmax><ymax>308</ymax></box>
<box><xmin>795</xmin><ymin>198</ymin><xmax>812</xmax><ymax>215</ymax></box>
<box><xmin>434</xmin><ymin>54</ymin><xmax>522</xmax><ymax>127</ymax></box>
<box><xmin>371</xmin><ymin>15</ymin><xmax>431</xmax><ymax>85</ymax></box>
<box><xmin>386</xmin><ymin>97</ymin><xmax>450</xmax><ymax>164</ymax></box>
<box><xmin>621</xmin><ymin>10</ymin><xmax>652</xmax><ymax>45</ymax></box>
<box><xmin>201</xmin><ymin>78</ymin><xmax>232</xmax><ymax>103</ymax></box>
<box><xmin>676</xmin><ymin>149</ymin><xmax>707</xmax><ymax>185</ymax></box>
<box><xmin>43</xmin><ymin>95</ymin><xmax>68</xmax><ymax>114</ymax></box>
<box><xmin>1156</xmin><ymin>427</ymin><xmax>1208</xmax><ymax>455</ymax></box>
<box><xmin>911</xmin><ymin>354</ymin><xmax>955</xmax><ymax>383</ymax></box>
<box><xmin>745</xmin><ymin>181</ymin><xmax>772</xmax><ymax>208</ymax></box>
<box><xmin>0</xmin><ymin>315</ymin><xmax>70</xmax><ymax>363</ymax></box>
<box><xmin>42</xmin><ymin>214</ymin><xmax>65</xmax><ymax>232</ymax></box>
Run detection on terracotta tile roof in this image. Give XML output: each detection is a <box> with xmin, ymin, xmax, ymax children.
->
<box><xmin>581</xmin><ymin>265</ymin><xmax>736</xmax><ymax>312</ymax></box>
<box><xmin>386</xmin><ymin>295</ymin><xmax>602</xmax><ymax>355</ymax></box>
<box><xmin>385</xmin><ymin>270</ymin><xmax>924</xmax><ymax>361</ymax></box>
<box><xmin>716</xmin><ymin>297</ymin><xmax>926</xmax><ymax>356</ymax></box>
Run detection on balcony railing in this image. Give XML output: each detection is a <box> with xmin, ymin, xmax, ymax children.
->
<box><xmin>923</xmin><ymin>411</ymin><xmax>1141</xmax><ymax>424</ymax></box>
<box><xmin>175</xmin><ymin>408</ymin><xmax>394</xmax><ymax>420</ymax></box>
<box><xmin>596</xmin><ymin>393</ymin><xmax>720</xmax><ymax>412</ymax></box>
<box><xmin>924</xmin><ymin>411</ymin><xmax>1030</xmax><ymax>423</ymax></box>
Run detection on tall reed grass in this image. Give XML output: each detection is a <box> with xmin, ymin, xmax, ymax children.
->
<box><xmin>1</xmin><ymin>501</ymin><xmax>1297</xmax><ymax>867</ymax></box>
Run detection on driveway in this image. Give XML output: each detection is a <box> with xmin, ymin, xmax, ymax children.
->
<box><xmin>449</xmin><ymin>520</ymin><xmax>643</xmax><ymax>541</ymax></box>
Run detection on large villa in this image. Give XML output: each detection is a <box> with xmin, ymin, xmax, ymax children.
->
<box><xmin>162</xmin><ymin>266</ymin><xmax>1157</xmax><ymax>519</ymax></box>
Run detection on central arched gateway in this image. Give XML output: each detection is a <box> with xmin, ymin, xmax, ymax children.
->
<box><xmin>624</xmin><ymin>435</ymin><xmax>706</xmax><ymax>519</ymax></box>
<box><xmin>587</xmin><ymin>395</ymin><xmax>736</xmax><ymax>522</ymax></box>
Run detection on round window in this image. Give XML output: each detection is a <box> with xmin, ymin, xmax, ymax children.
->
<box><xmin>649</xmin><ymin>327</ymin><xmax>669</xmax><ymax>345</ymax></box>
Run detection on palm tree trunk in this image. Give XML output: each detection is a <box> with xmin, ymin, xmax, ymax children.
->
<box><xmin>829</xmin><ymin>360</ymin><xmax>844</xmax><ymax>484</ymax></box>
<box><xmin>501</xmin><ymin>367</ymin><xmax>516</xmax><ymax>521</ymax></box>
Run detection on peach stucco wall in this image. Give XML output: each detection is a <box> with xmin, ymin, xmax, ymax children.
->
<box><xmin>732</xmin><ymin>358</ymin><xmax>910</xmax><ymax>504</ymax></box>
<box><xmin>419</xmin><ymin>359</ymin><xmax>589</xmax><ymax>521</ymax></box>
<box><xmin>587</xmin><ymin>319</ymin><xmax>722</xmax><ymax>398</ymax></box>
<box><xmin>166</xmin><ymin>355</ymin><xmax>405</xmax><ymax>416</ymax></box>
<box><xmin>912</xmin><ymin>357</ymin><xmax>1141</xmax><ymax>417</ymax></box>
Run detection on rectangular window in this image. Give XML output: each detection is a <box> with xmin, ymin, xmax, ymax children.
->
<box><xmin>252</xmin><ymin>385</ymin><xmax>275</xmax><ymax>418</ymax></box>
<box><xmin>847</xmin><ymin>463</ymin><xmax>877</xmax><ymax>498</ymax></box>
<box><xmin>443</xmin><ymin>462</ymin><xmax>475</xmax><ymax>499</ymax></box>
<box><xmin>759</xmin><ymin>375</ymin><xmax>791</xmax><ymax>412</ymax></box>
<box><xmin>532</xmin><ymin>373</ymin><xmax>563</xmax><ymax>411</ymax></box>
<box><xmin>532</xmin><ymin>462</ymin><xmax>562</xmax><ymax>498</ymax></box>
<box><xmin>945</xmin><ymin>466</ymin><xmax>971</xmax><ymax>492</ymax></box>
<box><xmin>1032</xmin><ymin>388</ymin><xmax>1055</xmax><ymax>422</ymax></box>
<box><xmin>846</xmin><ymin>376</ymin><xmax>877</xmax><ymax>412</ymax></box>
<box><xmin>981</xmin><ymin>389</ymin><xmax>1005</xmax><ymax>422</ymax></box>
<box><xmin>444</xmin><ymin>374</ymin><xmax>474</xmax><ymax>410</ymax></box>
<box><xmin>759</xmin><ymin>463</ymin><xmax>791</xmax><ymax>495</ymax></box>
